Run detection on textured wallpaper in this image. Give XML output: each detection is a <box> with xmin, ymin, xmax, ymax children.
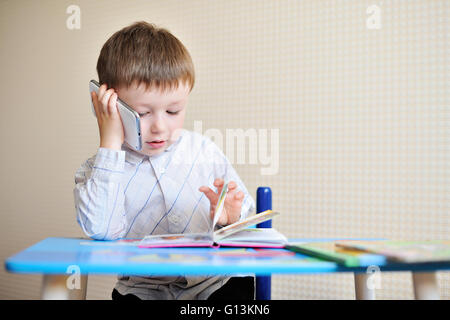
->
<box><xmin>0</xmin><ymin>0</ymin><xmax>448</xmax><ymax>299</ymax></box>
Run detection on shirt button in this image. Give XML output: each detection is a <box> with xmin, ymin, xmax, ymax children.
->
<box><xmin>169</xmin><ymin>215</ymin><xmax>179</xmax><ymax>224</ymax></box>
<box><xmin>160</xmin><ymin>167</ymin><xmax>166</xmax><ymax>174</ymax></box>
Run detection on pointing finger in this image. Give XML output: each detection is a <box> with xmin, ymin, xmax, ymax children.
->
<box><xmin>199</xmin><ymin>186</ymin><xmax>218</xmax><ymax>203</ymax></box>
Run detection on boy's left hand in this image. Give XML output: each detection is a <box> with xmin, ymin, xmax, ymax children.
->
<box><xmin>199</xmin><ymin>178</ymin><xmax>245</xmax><ymax>226</ymax></box>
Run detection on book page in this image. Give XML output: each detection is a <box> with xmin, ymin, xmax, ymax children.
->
<box><xmin>216</xmin><ymin>228</ymin><xmax>287</xmax><ymax>248</ymax></box>
<box><xmin>138</xmin><ymin>233</ymin><xmax>213</xmax><ymax>248</ymax></box>
<box><xmin>212</xmin><ymin>182</ymin><xmax>228</xmax><ymax>229</ymax></box>
<box><xmin>214</xmin><ymin>210</ymin><xmax>279</xmax><ymax>241</ymax></box>
<box><xmin>219</xmin><ymin>228</ymin><xmax>288</xmax><ymax>244</ymax></box>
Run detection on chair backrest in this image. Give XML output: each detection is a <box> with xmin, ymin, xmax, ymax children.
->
<box><xmin>255</xmin><ymin>187</ymin><xmax>272</xmax><ymax>300</ymax></box>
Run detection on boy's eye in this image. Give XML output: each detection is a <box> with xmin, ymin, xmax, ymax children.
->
<box><xmin>138</xmin><ymin>110</ymin><xmax>179</xmax><ymax>117</ymax></box>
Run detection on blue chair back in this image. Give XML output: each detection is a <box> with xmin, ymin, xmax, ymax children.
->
<box><xmin>255</xmin><ymin>187</ymin><xmax>272</xmax><ymax>300</ymax></box>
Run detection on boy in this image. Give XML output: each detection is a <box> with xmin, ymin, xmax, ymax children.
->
<box><xmin>73</xmin><ymin>21</ymin><xmax>255</xmax><ymax>300</ymax></box>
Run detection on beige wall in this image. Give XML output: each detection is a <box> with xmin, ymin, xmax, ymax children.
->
<box><xmin>1</xmin><ymin>0</ymin><xmax>448</xmax><ymax>299</ymax></box>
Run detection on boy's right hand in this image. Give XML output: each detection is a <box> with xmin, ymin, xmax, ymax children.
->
<box><xmin>91</xmin><ymin>84</ymin><xmax>125</xmax><ymax>150</ymax></box>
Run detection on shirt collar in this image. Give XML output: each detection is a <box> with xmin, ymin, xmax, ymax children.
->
<box><xmin>123</xmin><ymin>129</ymin><xmax>186</xmax><ymax>165</ymax></box>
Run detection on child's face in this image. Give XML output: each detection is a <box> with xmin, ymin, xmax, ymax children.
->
<box><xmin>116</xmin><ymin>81</ymin><xmax>190</xmax><ymax>157</ymax></box>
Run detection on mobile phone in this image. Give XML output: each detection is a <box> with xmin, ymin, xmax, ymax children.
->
<box><xmin>89</xmin><ymin>79</ymin><xmax>142</xmax><ymax>151</ymax></box>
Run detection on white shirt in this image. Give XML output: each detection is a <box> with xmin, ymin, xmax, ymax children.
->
<box><xmin>73</xmin><ymin>129</ymin><xmax>255</xmax><ymax>299</ymax></box>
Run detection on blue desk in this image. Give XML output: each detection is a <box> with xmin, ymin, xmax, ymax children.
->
<box><xmin>5</xmin><ymin>237</ymin><xmax>450</xmax><ymax>300</ymax></box>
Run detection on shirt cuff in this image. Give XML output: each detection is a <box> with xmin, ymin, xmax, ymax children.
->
<box><xmin>91</xmin><ymin>148</ymin><xmax>126</xmax><ymax>182</ymax></box>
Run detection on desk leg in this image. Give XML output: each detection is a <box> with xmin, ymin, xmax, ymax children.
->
<box><xmin>354</xmin><ymin>273</ymin><xmax>375</xmax><ymax>300</ymax></box>
<box><xmin>412</xmin><ymin>272</ymin><xmax>440</xmax><ymax>300</ymax></box>
<box><xmin>41</xmin><ymin>274</ymin><xmax>88</xmax><ymax>300</ymax></box>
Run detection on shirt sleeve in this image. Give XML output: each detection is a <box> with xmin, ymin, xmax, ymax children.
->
<box><xmin>73</xmin><ymin>148</ymin><xmax>127</xmax><ymax>240</ymax></box>
<box><xmin>205</xmin><ymin>139</ymin><xmax>256</xmax><ymax>221</ymax></box>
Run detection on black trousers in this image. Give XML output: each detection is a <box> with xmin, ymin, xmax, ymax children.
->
<box><xmin>112</xmin><ymin>276</ymin><xmax>255</xmax><ymax>301</ymax></box>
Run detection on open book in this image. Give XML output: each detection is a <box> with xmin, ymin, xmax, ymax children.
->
<box><xmin>139</xmin><ymin>182</ymin><xmax>287</xmax><ymax>248</ymax></box>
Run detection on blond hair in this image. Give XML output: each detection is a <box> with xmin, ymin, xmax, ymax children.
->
<box><xmin>96</xmin><ymin>21</ymin><xmax>194</xmax><ymax>91</ymax></box>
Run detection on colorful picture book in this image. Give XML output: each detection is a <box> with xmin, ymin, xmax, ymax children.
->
<box><xmin>284</xmin><ymin>241</ymin><xmax>386</xmax><ymax>267</ymax></box>
<box><xmin>139</xmin><ymin>182</ymin><xmax>287</xmax><ymax>248</ymax></box>
<box><xmin>334</xmin><ymin>240</ymin><xmax>450</xmax><ymax>263</ymax></box>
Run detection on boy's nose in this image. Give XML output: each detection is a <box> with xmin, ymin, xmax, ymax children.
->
<box><xmin>150</xmin><ymin>115</ymin><xmax>166</xmax><ymax>133</ymax></box>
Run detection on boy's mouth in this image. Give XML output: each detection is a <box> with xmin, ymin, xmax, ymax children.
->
<box><xmin>146</xmin><ymin>140</ymin><xmax>166</xmax><ymax>149</ymax></box>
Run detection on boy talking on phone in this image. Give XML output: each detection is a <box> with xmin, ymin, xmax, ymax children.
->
<box><xmin>73</xmin><ymin>21</ymin><xmax>255</xmax><ymax>300</ymax></box>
